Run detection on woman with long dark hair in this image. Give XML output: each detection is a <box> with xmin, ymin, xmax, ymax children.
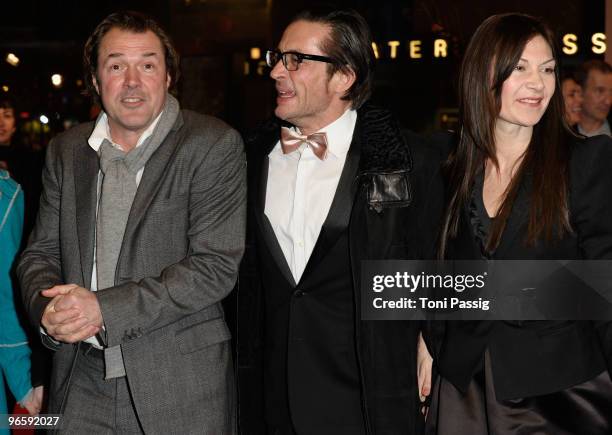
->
<box><xmin>426</xmin><ymin>13</ymin><xmax>612</xmax><ymax>434</ymax></box>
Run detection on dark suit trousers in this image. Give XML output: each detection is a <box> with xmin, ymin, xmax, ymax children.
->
<box><xmin>60</xmin><ymin>345</ymin><xmax>143</xmax><ymax>434</ymax></box>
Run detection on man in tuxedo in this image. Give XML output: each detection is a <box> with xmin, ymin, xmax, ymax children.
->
<box><xmin>237</xmin><ymin>7</ymin><xmax>443</xmax><ymax>434</ymax></box>
<box><xmin>18</xmin><ymin>11</ymin><xmax>245</xmax><ymax>433</ymax></box>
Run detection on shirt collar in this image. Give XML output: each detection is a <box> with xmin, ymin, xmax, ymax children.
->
<box><xmin>310</xmin><ymin>108</ymin><xmax>357</xmax><ymax>158</ymax></box>
<box><xmin>578</xmin><ymin>119</ymin><xmax>611</xmax><ymax>137</ymax></box>
<box><xmin>87</xmin><ymin>110</ymin><xmax>164</xmax><ymax>152</ymax></box>
<box><xmin>271</xmin><ymin>108</ymin><xmax>357</xmax><ymax>158</ymax></box>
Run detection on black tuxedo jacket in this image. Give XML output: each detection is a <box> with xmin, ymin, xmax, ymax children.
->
<box><xmin>236</xmin><ymin>105</ymin><xmax>446</xmax><ymax>434</ymax></box>
<box><xmin>436</xmin><ymin>134</ymin><xmax>612</xmax><ymax>400</ymax></box>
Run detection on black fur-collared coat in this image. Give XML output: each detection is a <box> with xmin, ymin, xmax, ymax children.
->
<box><xmin>236</xmin><ymin>105</ymin><xmax>445</xmax><ymax>435</ymax></box>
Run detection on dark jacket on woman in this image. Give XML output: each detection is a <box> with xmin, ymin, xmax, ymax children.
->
<box><xmin>436</xmin><ymin>134</ymin><xmax>612</xmax><ymax>400</ymax></box>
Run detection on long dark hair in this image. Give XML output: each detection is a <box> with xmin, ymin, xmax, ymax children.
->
<box><xmin>440</xmin><ymin>13</ymin><xmax>574</xmax><ymax>257</ymax></box>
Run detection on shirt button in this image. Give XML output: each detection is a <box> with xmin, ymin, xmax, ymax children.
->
<box><xmin>297</xmin><ymin>240</ymin><xmax>304</xmax><ymax>247</ymax></box>
<box><xmin>293</xmin><ymin>289</ymin><xmax>304</xmax><ymax>298</ymax></box>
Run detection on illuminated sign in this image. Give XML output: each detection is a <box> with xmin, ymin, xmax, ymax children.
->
<box><xmin>245</xmin><ymin>32</ymin><xmax>608</xmax><ymax>75</ymax></box>
<box><xmin>370</xmin><ymin>34</ymin><xmax>607</xmax><ymax>60</ymax></box>
<box><xmin>561</xmin><ymin>33</ymin><xmax>607</xmax><ymax>55</ymax></box>
<box><xmin>372</xmin><ymin>39</ymin><xmax>449</xmax><ymax>60</ymax></box>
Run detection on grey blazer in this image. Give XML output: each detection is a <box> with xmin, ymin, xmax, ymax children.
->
<box><xmin>17</xmin><ymin>109</ymin><xmax>246</xmax><ymax>434</ymax></box>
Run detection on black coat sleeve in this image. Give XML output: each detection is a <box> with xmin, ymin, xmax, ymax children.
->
<box><xmin>570</xmin><ymin>134</ymin><xmax>612</xmax><ymax>375</ymax></box>
<box><xmin>417</xmin><ymin>131</ymin><xmax>454</xmax><ymax>360</ymax></box>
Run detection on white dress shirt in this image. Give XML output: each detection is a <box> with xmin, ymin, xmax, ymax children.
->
<box><xmin>265</xmin><ymin>109</ymin><xmax>357</xmax><ymax>283</ymax></box>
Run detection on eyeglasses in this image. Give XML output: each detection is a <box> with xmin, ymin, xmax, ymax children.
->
<box><xmin>265</xmin><ymin>49</ymin><xmax>337</xmax><ymax>71</ymax></box>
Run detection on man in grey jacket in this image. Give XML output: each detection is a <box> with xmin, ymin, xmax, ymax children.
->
<box><xmin>18</xmin><ymin>11</ymin><xmax>245</xmax><ymax>434</ymax></box>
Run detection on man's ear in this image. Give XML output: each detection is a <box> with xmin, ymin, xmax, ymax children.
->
<box><xmin>331</xmin><ymin>66</ymin><xmax>356</xmax><ymax>96</ymax></box>
<box><xmin>92</xmin><ymin>75</ymin><xmax>100</xmax><ymax>95</ymax></box>
<box><xmin>166</xmin><ymin>72</ymin><xmax>171</xmax><ymax>89</ymax></box>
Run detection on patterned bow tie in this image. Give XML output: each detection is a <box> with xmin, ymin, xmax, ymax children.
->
<box><xmin>280</xmin><ymin>126</ymin><xmax>329</xmax><ymax>160</ymax></box>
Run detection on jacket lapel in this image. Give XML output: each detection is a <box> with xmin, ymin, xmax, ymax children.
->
<box><xmin>121</xmin><ymin>114</ymin><xmax>184</xmax><ymax>248</ymax></box>
<box><xmin>454</xmin><ymin>205</ymin><xmax>484</xmax><ymax>259</ymax></box>
<box><xmin>299</xmin><ymin>128</ymin><xmax>361</xmax><ymax>282</ymax></box>
<box><xmin>74</xmin><ymin>135</ymin><xmax>99</xmax><ymax>288</ymax></box>
<box><xmin>454</xmin><ymin>174</ymin><xmax>531</xmax><ymax>259</ymax></box>
<box><xmin>252</xmin><ymin>129</ymin><xmax>297</xmax><ymax>286</ymax></box>
<box><xmin>495</xmin><ymin>175</ymin><xmax>531</xmax><ymax>256</ymax></box>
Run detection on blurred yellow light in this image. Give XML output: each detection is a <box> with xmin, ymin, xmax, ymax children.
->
<box><xmin>388</xmin><ymin>41</ymin><xmax>400</xmax><ymax>59</ymax></box>
<box><xmin>51</xmin><ymin>74</ymin><xmax>63</xmax><ymax>87</ymax></box>
<box><xmin>409</xmin><ymin>40</ymin><xmax>422</xmax><ymax>59</ymax></box>
<box><xmin>434</xmin><ymin>39</ymin><xmax>448</xmax><ymax>58</ymax></box>
<box><xmin>592</xmin><ymin>33</ymin><xmax>606</xmax><ymax>54</ymax></box>
<box><xmin>250</xmin><ymin>47</ymin><xmax>261</xmax><ymax>60</ymax></box>
<box><xmin>76</xmin><ymin>79</ymin><xmax>83</xmax><ymax>87</ymax></box>
<box><xmin>562</xmin><ymin>34</ymin><xmax>578</xmax><ymax>55</ymax></box>
<box><xmin>1</xmin><ymin>85</ymin><xmax>8</xmax><ymax>92</ymax></box>
<box><xmin>257</xmin><ymin>60</ymin><xmax>266</xmax><ymax>76</ymax></box>
<box><xmin>6</xmin><ymin>53</ymin><xmax>19</xmax><ymax>66</ymax></box>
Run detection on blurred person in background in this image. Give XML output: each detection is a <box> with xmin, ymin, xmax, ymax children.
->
<box><xmin>427</xmin><ymin>13</ymin><xmax>612</xmax><ymax>435</ymax></box>
<box><xmin>0</xmin><ymin>168</ymin><xmax>43</xmax><ymax>433</ymax></box>
<box><xmin>0</xmin><ymin>97</ymin><xmax>44</xmax><ymax>241</ymax></box>
<box><xmin>0</xmin><ymin>100</ymin><xmax>17</xmax><ymax>147</ymax></box>
<box><xmin>561</xmin><ymin>69</ymin><xmax>583</xmax><ymax>129</ymax></box>
<box><xmin>0</xmin><ymin>98</ymin><xmax>22</xmax><ymax>174</ymax></box>
<box><xmin>576</xmin><ymin>59</ymin><xmax>612</xmax><ymax>136</ymax></box>
<box><xmin>0</xmin><ymin>98</ymin><xmax>49</xmax><ymax>407</ymax></box>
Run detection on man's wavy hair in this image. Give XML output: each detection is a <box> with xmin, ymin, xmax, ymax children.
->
<box><xmin>83</xmin><ymin>11</ymin><xmax>180</xmax><ymax>104</ymax></box>
<box><xmin>292</xmin><ymin>6</ymin><xmax>375</xmax><ymax>110</ymax></box>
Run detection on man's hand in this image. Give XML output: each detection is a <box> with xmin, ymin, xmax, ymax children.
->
<box><xmin>417</xmin><ymin>332</ymin><xmax>433</xmax><ymax>418</ymax></box>
<box><xmin>41</xmin><ymin>284</ymin><xmax>103</xmax><ymax>343</ymax></box>
<box><xmin>21</xmin><ymin>385</ymin><xmax>44</xmax><ymax>415</ymax></box>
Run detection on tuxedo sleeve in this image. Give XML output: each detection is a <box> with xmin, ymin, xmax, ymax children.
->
<box><xmin>418</xmin><ymin>131</ymin><xmax>453</xmax><ymax>360</ymax></box>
